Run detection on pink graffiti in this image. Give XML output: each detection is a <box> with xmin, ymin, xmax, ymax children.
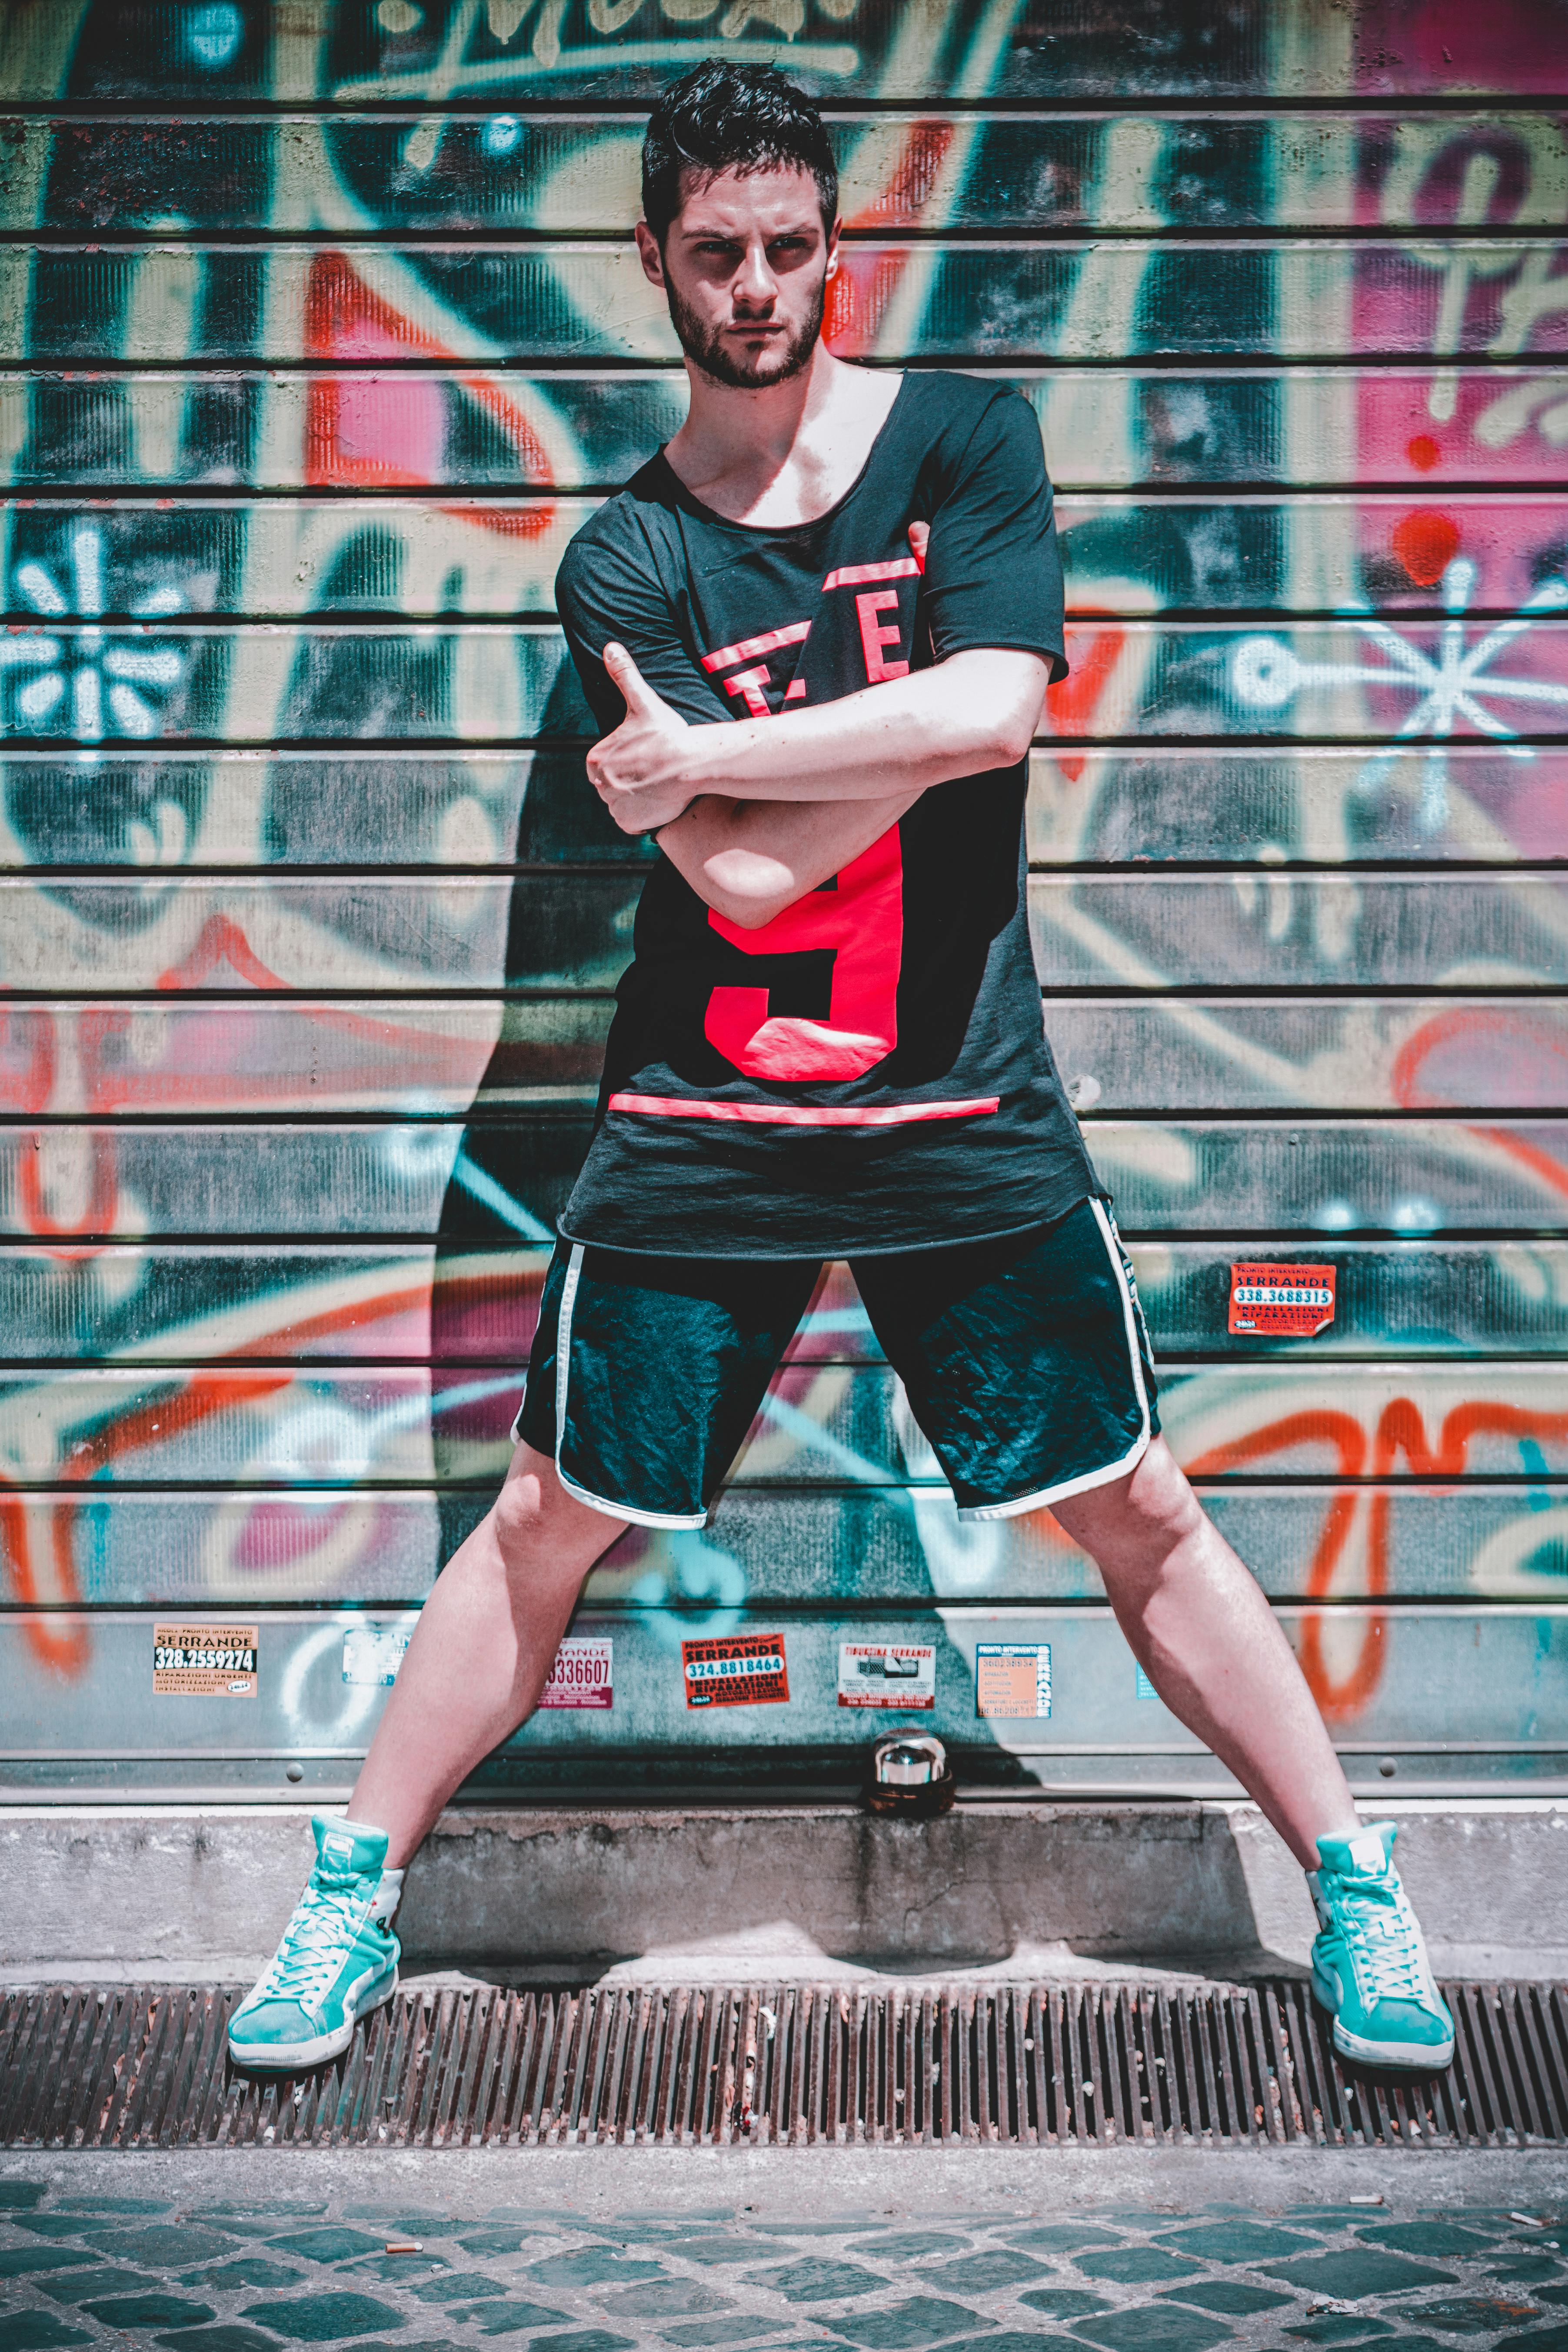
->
<box><xmin>305</xmin><ymin>249</ymin><xmax>556</xmax><ymax>535</ymax></box>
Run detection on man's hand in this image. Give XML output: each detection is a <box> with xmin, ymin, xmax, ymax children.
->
<box><xmin>587</xmin><ymin>643</ymin><xmax>696</xmax><ymax>834</ymax></box>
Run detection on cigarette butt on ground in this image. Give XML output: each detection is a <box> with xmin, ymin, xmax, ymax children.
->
<box><xmin>385</xmin><ymin>2241</ymin><xmax>423</xmax><ymax>2254</ymax></box>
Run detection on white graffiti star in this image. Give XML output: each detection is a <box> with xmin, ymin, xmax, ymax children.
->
<box><xmin>1232</xmin><ymin>558</ymin><xmax>1568</xmax><ymax>746</ymax></box>
<box><xmin>0</xmin><ymin>522</ymin><xmax>188</xmax><ymax>740</ymax></box>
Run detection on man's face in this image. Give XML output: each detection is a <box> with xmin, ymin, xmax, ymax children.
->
<box><xmin>636</xmin><ymin>164</ymin><xmax>839</xmax><ymax>390</ymax></box>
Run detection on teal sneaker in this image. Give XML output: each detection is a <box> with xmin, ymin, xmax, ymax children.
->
<box><xmin>228</xmin><ymin>1816</ymin><xmax>401</xmax><ymax>2071</ymax></box>
<box><xmin>1308</xmin><ymin>1820</ymin><xmax>1454</xmax><ymax>2070</ymax></box>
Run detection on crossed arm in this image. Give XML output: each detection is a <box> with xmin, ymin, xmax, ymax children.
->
<box><xmin>585</xmin><ymin>534</ymin><xmax>1052</xmax><ymax>930</ymax></box>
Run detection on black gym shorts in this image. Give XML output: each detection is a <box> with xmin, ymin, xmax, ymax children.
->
<box><xmin>511</xmin><ymin>1198</ymin><xmax>1159</xmax><ymax>1529</ymax></box>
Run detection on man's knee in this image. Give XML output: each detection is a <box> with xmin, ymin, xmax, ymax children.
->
<box><xmin>1057</xmin><ymin>1436</ymin><xmax>1203</xmax><ymax>1562</ymax></box>
<box><xmin>1123</xmin><ymin>1437</ymin><xmax>1205</xmax><ymax>1536</ymax></box>
<box><xmin>489</xmin><ymin>1443</ymin><xmax>626</xmax><ymax>1568</ymax></box>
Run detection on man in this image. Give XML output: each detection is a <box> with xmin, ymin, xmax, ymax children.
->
<box><xmin>229</xmin><ymin>63</ymin><xmax>1450</xmax><ymax>2076</ymax></box>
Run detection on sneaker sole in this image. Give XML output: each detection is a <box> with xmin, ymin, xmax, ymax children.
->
<box><xmin>227</xmin><ymin>1967</ymin><xmax>398</xmax><ymax>2072</ymax></box>
<box><xmin>1329</xmin><ymin>2014</ymin><xmax>1455</xmax><ymax>2071</ymax></box>
<box><xmin>1313</xmin><ymin>1964</ymin><xmax>1454</xmax><ymax>2070</ymax></box>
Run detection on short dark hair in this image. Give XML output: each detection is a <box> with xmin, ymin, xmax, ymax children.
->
<box><xmin>641</xmin><ymin>60</ymin><xmax>838</xmax><ymax>245</ymax></box>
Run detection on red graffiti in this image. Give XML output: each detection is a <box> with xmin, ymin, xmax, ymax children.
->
<box><xmin>1392</xmin><ymin>1003</ymin><xmax>1568</xmax><ymax>1115</ymax></box>
<box><xmin>824</xmin><ymin>121</ymin><xmax>957</xmax><ymax>355</ymax></box>
<box><xmin>1189</xmin><ymin>1398</ymin><xmax>1568</xmax><ymax>1719</ymax></box>
<box><xmin>1391</xmin><ymin>508</ymin><xmax>1461</xmax><ymax>586</ymax></box>
<box><xmin>3</xmin><ymin>1258</ymin><xmax>542</xmax><ymax>1672</ymax></box>
<box><xmin>157</xmin><ymin>912</ymin><xmax>287</xmax><ymax>994</ymax></box>
<box><xmin>3</xmin><ymin>1369</ymin><xmax>294</xmax><ymax>1676</ymax></box>
<box><xmin>1391</xmin><ymin>1006</ymin><xmax>1568</xmax><ymax>1202</ymax></box>
<box><xmin>1045</xmin><ymin>611</ymin><xmax>1126</xmax><ymax>781</ymax></box>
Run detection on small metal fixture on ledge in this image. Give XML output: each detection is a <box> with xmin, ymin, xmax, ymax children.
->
<box><xmin>863</xmin><ymin>1730</ymin><xmax>956</xmax><ymax>1819</ymax></box>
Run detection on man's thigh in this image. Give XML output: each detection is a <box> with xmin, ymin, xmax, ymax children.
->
<box><xmin>852</xmin><ymin>1198</ymin><xmax>1160</xmax><ymax>1521</ymax></box>
<box><xmin>513</xmin><ymin>1243</ymin><xmax>822</xmax><ymax>1528</ymax></box>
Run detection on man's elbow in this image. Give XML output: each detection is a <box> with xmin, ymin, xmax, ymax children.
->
<box><xmin>691</xmin><ymin>842</ymin><xmax>804</xmax><ymax>922</ymax></box>
<box><xmin>990</xmin><ymin>678</ymin><xmax>1050</xmax><ymax>767</ymax></box>
<box><xmin>706</xmin><ymin>882</ymin><xmax>795</xmax><ymax>930</ymax></box>
<box><xmin>697</xmin><ymin>849</ymin><xmax>800</xmax><ymax>930</ymax></box>
<box><xmin>981</xmin><ymin>712</ymin><xmax>1037</xmax><ymax>769</ymax></box>
<box><xmin>947</xmin><ymin>653</ymin><xmax>1048</xmax><ymax>771</ymax></box>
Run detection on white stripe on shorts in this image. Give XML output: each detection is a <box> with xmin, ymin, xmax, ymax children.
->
<box><xmin>550</xmin><ymin>1242</ymin><xmax>709</xmax><ymax>1530</ymax></box>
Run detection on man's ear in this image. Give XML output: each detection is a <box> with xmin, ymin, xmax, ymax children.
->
<box><xmin>824</xmin><ymin>214</ymin><xmax>842</xmax><ymax>280</ymax></box>
<box><xmin>634</xmin><ymin>219</ymin><xmax>666</xmax><ymax>289</ymax></box>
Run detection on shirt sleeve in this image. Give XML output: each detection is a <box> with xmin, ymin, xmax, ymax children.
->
<box><xmin>555</xmin><ymin>506</ymin><xmax>734</xmax><ymax>735</ymax></box>
<box><xmin>920</xmin><ymin>389</ymin><xmax>1067</xmax><ymax>683</ymax></box>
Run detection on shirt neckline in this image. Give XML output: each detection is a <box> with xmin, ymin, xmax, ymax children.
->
<box><xmin>652</xmin><ymin>371</ymin><xmax>912</xmax><ymax>539</ymax></box>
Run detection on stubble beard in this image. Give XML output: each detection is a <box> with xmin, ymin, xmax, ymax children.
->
<box><xmin>666</xmin><ymin>268</ymin><xmax>827</xmax><ymax>391</ymax></box>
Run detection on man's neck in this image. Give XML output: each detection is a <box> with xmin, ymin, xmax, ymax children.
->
<box><xmin>664</xmin><ymin>345</ymin><xmax>902</xmax><ymax>529</ymax></box>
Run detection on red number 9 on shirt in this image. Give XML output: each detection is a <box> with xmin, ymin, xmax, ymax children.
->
<box><xmin>703</xmin><ymin>826</ymin><xmax>904</xmax><ymax>1082</ymax></box>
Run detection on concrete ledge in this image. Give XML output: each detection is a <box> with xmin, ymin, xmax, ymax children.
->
<box><xmin>4</xmin><ymin>1799</ymin><xmax>1566</xmax><ymax>1985</ymax></box>
<box><xmin>6</xmin><ymin>2142</ymin><xmax>1568</xmax><ymax>2208</ymax></box>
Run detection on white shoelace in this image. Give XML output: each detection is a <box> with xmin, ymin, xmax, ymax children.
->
<box><xmin>251</xmin><ymin>1879</ymin><xmax>371</xmax><ymax>2014</ymax></box>
<box><xmin>1341</xmin><ymin>1876</ymin><xmax>1431</xmax><ymax>2003</ymax></box>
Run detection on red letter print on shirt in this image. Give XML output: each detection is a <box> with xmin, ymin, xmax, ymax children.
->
<box><xmin>855</xmin><ymin>589</ymin><xmax>909</xmax><ymax>681</ymax></box>
<box><xmin>700</xmin><ymin>620</ymin><xmax>810</xmax><ymax>716</ymax></box>
<box><xmin>704</xmin><ymin>826</ymin><xmax>904</xmax><ymax>1082</ymax></box>
<box><xmin>692</xmin><ymin>552</ymin><xmax>922</xmax><ymax>1079</ymax></box>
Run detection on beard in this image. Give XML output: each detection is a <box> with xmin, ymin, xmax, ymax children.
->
<box><xmin>666</xmin><ymin>269</ymin><xmax>826</xmax><ymax>390</ymax></box>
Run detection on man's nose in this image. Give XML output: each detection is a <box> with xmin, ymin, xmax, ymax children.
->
<box><xmin>732</xmin><ymin>242</ymin><xmax>778</xmax><ymax>309</ymax></box>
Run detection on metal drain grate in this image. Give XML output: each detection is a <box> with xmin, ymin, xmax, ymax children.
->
<box><xmin>3</xmin><ymin>1980</ymin><xmax>1566</xmax><ymax>2151</ymax></box>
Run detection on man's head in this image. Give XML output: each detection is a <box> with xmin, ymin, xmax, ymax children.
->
<box><xmin>636</xmin><ymin>61</ymin><xmax>840</xmax><ymax>390</ymax></box>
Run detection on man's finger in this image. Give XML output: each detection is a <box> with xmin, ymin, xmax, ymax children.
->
<box><xmin>602</xmin><ymin>641</ymin><xmax>664</xmax><ymax>716</ymax></box>
<box><xmin>907</xmin><ymin>519</ymin><xmax>930</xmax><ymax>567</ymax></box>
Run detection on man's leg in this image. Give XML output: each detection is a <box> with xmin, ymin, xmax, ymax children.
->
<box><xmin>347</xmin><ymin>1443</ymin><xmax>627</xmax><ymax>1866</ymax></box>
<box><xmin>230</xmin><ymin>1239</ymin><xmax>816</xmax><ymax>2071</ymax></box>
<box><xmin>861</xmin><ymin>1204</ymin><xmax>1454</xmax><ymax>2069</ymax></box>
<box><xmin>1052</xmin><ymin>1438</ymin><xmax>1454</xmax><ymax>2068</ymax></box>
<box><xmin>1049</xmin><ymin>1436</ymin><xmax>1355</xmax><ymax>1868</ymax></box>
<box><xmin>227</xmin><ymin>1445</ymin><xmax>624</xmax><ymax>2069</ymax></box>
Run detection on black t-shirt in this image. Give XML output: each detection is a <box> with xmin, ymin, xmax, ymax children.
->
<box><xmin>553</xmin><ymin>369</ymin><xmax>1099</xmax><ymax>1259</ymax></box>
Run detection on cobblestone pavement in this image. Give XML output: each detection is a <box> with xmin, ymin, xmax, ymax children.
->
<box><xmin>4</xmin><ymin>2171</ymin><xmax>1568</xmax><ymax>2352</ymax></box>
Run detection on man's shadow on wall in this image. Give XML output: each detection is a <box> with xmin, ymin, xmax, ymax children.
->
<box><xmin>429</xmin><ymin>661</ymin><xmax>641</xmax><ymax>1562</ymax></box>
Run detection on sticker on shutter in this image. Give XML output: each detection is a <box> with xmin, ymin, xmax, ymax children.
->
<box><xmin>975</xmin><ymin>1643</ymin><xmax>1051</xmax><ymax>1719</ymax></box>
<box><xmin>153</xmin><ymin>1623</ymin><xmax>258</xmax><ymax>1697</ymax></box>
<box><xmin>682</xmin><ymin>1632</ymin><xmax>789</xmax><ymax>1708</ymax></box>
<box><xmin>837</xmin><ymin>1642</ymin><xmax>935</xmax><ymax>1708</ymax></box>
<box><xmin>539</xmin><ymin>1636</ymin><xmax>614</xmax><ymax>1710</ymax></box>
<box><xmin>1229</xmin><ymin>1262</ymin><xmax>1337</xmax><ymax>1336</ymax></box>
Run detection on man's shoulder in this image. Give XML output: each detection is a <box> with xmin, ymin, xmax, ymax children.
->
<box><xmin>899</xmin><ymin>370</ymin><xmax>1039</xmax><ymax>481</ymax></box>
<box><xmin>902</xmin><ymin>367</ymin><xmax>1024</xmax><ymax>432</ymax></box>
<box><xmin>558</xmin><ymin>457</ymin><xmax>680</xmax><ymax>599</ymax></box>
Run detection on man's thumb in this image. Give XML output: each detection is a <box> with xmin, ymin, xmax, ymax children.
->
<box><xmin>603</xmin><ymin>641</ymin><xmax>659</xmax><ymax>714</ymax></box>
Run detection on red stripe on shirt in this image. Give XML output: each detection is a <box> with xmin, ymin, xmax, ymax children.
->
<box><xmin>700</xmin><ymin>618</ymin><xmax>812</xmax><ymax>673</ymax></box>
<box><xmin>608</xmin><ymin>1092</ymin><xmax>999</xmax><ymax>1128</ymax></box>
<box><xmin>822</xmin><ymin>556</ymin><xmax>923</xmax><ymax>591</ymax></box>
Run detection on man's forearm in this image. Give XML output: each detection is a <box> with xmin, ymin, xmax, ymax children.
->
<box><xmin>657</xmin><ymin>787</ymin><xmax>922</xmax><ymax>929</ymax></box>
<box><xmin>676</xmin><ymin>648</ymin><xmax>1049</xmax><ymax>806</ymax></box>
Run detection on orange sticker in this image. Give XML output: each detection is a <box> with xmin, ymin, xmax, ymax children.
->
<box><xmin>975</xmin><ymin>1643</ymin><xmax>1052</xmax><ymax>1719</ymax></box>
<box><xmin>1228</xmin><ymin>1262</ymin><xmax>1337</xmax><ymax>1337</ymax></box>
<box><xmin>153</xmin><ymin>1622</ymin><xmax>258</xmax><ymax>1697</ymax></box>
